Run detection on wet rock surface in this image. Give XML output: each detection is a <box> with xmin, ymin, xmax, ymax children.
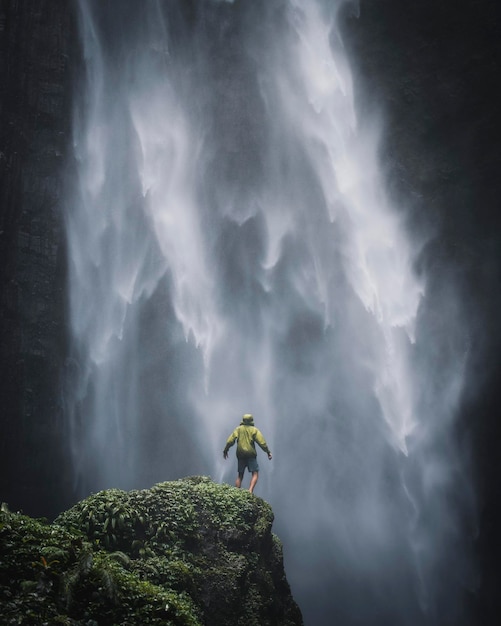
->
<box><xmin>0</xmin><ymin>0</ymin><xmax>76</xmax><ymax>515</ymax></box>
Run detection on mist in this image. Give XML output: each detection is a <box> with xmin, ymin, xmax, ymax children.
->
<box><xmin>65</xmin><ymin>0</ymin><xmax>477</xmax><ymax>623</ymax></box>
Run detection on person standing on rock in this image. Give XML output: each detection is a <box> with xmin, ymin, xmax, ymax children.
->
<box><xmin>223</xmin><ymin>414</ymin><xmax>272</xmax><ymax>493</ymax></box>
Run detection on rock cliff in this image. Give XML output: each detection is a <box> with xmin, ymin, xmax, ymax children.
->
<box><xmin>0</xmin><ymin>0</ymin><xmax>76</xmax><ymax>516</ymax></box>
<box><xmin>0</xmin><ymin>477</ymin><xmax>303</xmax><ymax>625</ymax></box>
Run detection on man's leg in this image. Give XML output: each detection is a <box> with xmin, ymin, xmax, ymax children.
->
<box><xmin>235</xmin><ymin>472</ymin><xmax>243</xmax><ymax>488</ymax></box>
<box><xmin>249</xmin><ymin>471</ymin><xmax>259</xmax><ymax>493</ymax></box>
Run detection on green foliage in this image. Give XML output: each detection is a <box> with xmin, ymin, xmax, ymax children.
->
<box><xmin>1</xmin><ymin>477</ymin><xmax>302</xmax><ymax>626</ymax></box>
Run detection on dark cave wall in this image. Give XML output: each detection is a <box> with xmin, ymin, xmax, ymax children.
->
<box><xmin>0</xmin><ymin>0</ymin><xmax>76</xmax><ymax>516</ymax></box>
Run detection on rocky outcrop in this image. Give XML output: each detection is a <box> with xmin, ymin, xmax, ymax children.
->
<box><xmin>0</xmin><ymin>477</ymin><xmax>303</xmax><ymax>625</ymax></box>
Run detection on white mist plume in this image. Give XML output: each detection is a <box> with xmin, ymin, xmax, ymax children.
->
<box><xmin>66</xmin><ymin>1</ymin><xmax>475</xmax><ymax>624</ymax></box>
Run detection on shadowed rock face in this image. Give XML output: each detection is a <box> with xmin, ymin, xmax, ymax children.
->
<box><xmin>0</xmin><ymin>0</ymin><xmax>76</xmax><ymax>516</ymax></box>
<box><xmin>1</xmin><ymin>477</ymin><xmax>303</xmax><ymax>626</ymax></box>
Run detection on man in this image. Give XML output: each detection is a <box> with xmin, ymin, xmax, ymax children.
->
<box><xmin>223</xmin><ymin>414</ymin><xmax>272</xmax><ymax>493</ymax></box>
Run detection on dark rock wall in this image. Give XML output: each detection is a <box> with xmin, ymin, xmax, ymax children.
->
<box><xmin>0</xmin><ymin>0</ymin><xmax>76</xmax><ymax>516</ymax></box>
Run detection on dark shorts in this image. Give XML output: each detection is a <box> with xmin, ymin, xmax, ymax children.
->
<box><xmin>238</xmin><ymin>456</ymin><xmax>259</xmax><ymax>475</ymax></box>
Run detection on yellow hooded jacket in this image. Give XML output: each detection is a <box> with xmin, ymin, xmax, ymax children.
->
<box><xmin>224</xmin><ymin>414</ymin><xmax>270</xmax><ymax>459</ymax></box>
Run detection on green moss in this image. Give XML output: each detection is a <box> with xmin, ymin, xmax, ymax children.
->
<box><xmin>1</xmin><ymin>478</ymin><xmax>302</xmax><ymax>626</ymax></box>
<box><xmin>0</xmin><ymin>507</ymin><xmax>200</xmax><ymax>625</ymax></box>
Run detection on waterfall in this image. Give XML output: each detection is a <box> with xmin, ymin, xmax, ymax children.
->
<box><xmin>66</xmin><ymin>0</ymin><xmax>476</xmax><ymax>623</ymax></box>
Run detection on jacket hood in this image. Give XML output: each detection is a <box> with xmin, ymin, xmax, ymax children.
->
<box><xmin>241</xmin><ymin>413</ymin><xmax>254</xmax><ymax>426</ymax></box>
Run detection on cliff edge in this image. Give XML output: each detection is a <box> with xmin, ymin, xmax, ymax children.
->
<box><xmin>0</xmin><ymin>476</ymin><xmax>303</xmax><ymax>625</ymax></box>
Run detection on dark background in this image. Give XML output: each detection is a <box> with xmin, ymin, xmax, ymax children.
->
<box><xmin>1</xmin><ymin>0</ymin><xmax>500</xmax><ymax>622</ymax></box>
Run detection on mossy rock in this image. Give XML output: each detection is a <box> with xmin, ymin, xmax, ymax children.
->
<box><xmin>0</xmin><ymin>506</ymin><xmax>198</xmax><ymax>625</ymax></box>
<box><xmin>0</xmin><ymin>478</ymin><xmax>303</xmax><ymax>625</ymax></box>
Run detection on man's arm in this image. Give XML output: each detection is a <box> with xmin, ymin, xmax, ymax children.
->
<box><xmin>254</xmin><ymin>429</ymin><xmax>272</xmax><ymax>459</ymax></box>
<box><xmin>223</xmin><ymin>429</ymin><xmax>238</xmax><ymax>459</ymax></box>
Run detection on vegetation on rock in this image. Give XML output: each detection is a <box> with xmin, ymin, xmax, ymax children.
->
<box><xmin>0</xmin><ymin>477</ymin><xmax>303</xmax><ymax>625</ymax></box>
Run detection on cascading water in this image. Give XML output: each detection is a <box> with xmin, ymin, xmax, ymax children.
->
<box><xmin>66</xmin><ymin>0</ymin><xmax>476</xmax><ymax>623</ymax></box>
